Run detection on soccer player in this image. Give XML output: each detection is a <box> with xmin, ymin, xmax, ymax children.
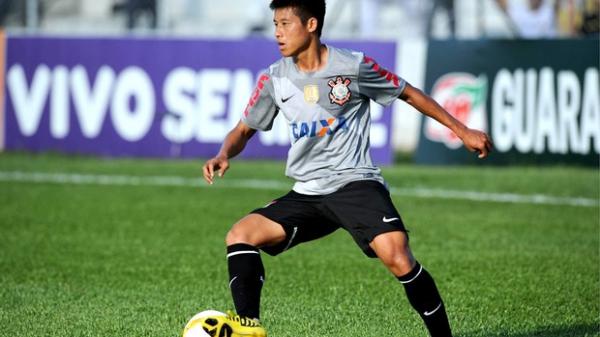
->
<box><xmin>202</xmin><ymin>1</ymin><xmax>492</xmax><ymax>336</ymax></box>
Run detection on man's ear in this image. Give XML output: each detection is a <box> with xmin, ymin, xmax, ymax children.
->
<box><xmin>307</xmin><ymin>17</ymin><xmax>318</xmax><ymax>33</ymax></box>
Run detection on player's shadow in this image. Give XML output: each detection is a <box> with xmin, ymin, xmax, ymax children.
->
<box><xmin>456</xmin><ymin>323</ymin><xmax>598</xmax><ymax>337</ymax></box>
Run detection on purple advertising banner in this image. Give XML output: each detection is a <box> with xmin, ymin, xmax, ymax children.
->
<box><xmin>3</xmin><ymin>36</ymin><xmax>396</xmax><ymax>164</ymax></box>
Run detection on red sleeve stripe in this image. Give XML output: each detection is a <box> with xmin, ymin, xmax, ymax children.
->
<box><xmin>244</xmin><ymin>74</ymin><xmax>270</xmax><ymax>117</ymax></box>
<box><xmin>363</xmin><ymin>56</ymin><xmax>400</xmax><ymax>87</ymax></box>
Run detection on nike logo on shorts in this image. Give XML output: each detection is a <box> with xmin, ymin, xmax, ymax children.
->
<box><xmin>382</xmin><ymin>216</ymin><xmax>399</xmax><ymax>223</ymax></box>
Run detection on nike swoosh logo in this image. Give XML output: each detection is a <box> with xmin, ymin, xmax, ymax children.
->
<box><xmin>382</xmin><ymin>216</ymin><xmax>399</xmax><ymax>223</ymax></box>
<box><xmin>424</xmin><ymin>303</ymin><xmax>442</xmax><ymax>316</ymax></box>
<box><xmin>281</xmin><ymin>95</ymin><xmax>294</xmax><ymax>103</ymax></box>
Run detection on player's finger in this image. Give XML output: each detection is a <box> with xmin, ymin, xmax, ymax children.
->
<box><xmin>477</xmin><ymin>145</ymin><xmax>489</xmax><ymax>159</ymax></box>
<box><xmin>202</xmin><ymin>167</ymin><xmax>212</xmax><ymax>184</ymax></box>
<box><xmin>203</xmin><ymin>162</ymin><xmax>215</xmax><ymax>184</ymax></box>
<box><xmin>218</xmin><ymin>162</ymin><xmax>229</xmax><ymax>178</ymax></box>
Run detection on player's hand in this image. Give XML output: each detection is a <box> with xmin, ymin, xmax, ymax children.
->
<box><xmin>460</xmin><ymin>128</ymin><xmax>493</xmax><ymax>159</ymax></box>
<box><xmin>202</xmin><ymin>155</ymin><xmax>230</xmax><ymax>185</ymax></box>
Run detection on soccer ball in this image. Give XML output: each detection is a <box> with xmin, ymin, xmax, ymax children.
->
<box><xmin>182</xmin><ymin>310</ymin><xmax>228</xmax><ymax>337</ymax></box>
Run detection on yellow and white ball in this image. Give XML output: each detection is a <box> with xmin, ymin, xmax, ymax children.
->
<box><xmin>182</xmin><ymin>310</ymin><xmax>227</xmax><ymax>337</ymax></box>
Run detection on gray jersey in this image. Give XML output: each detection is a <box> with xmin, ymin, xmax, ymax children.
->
<box><xmin>242</xmin><ymin>46</ymin><xmax>406</xmax><ymax>195</ymax></box>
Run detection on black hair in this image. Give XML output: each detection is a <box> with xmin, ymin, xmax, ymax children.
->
<box><xmin>270</xmin><ymin>0</ymin><xmax>326</xmax><ymax>37</ymax></box>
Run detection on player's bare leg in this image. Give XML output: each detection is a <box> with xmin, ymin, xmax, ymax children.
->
<box><xmin>370</xmin><ymin>230</ymin><xmax>416</xmax><ymax>276</ymax></box>
<box><xmin>226</xmin><ymin>214</ymin><xmax>286</xmax><ymax>248</ymax></box>
<box><xmin>370</xmin><ymin>231</ymin><xmax>453</xmax><ymax>337</ymax></box>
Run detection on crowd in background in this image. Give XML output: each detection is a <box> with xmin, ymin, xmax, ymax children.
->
<box><xmin>355</xmin><ymin>0</ymin><xmax>598</xmax><ymax>38</ymax></box>
<box><xmin>494</xmin><ymin>0</ymin><xmax>599</xmax><ymax>38</ymax></box>
<box><xmin>0</xmin><ymin>0</ymin><xmax>598</xmax><ymax>39</ymax></box>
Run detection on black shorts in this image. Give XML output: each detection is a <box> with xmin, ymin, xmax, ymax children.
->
<box><xmin>251</xmin><ymin>180</ymin><xmax>407</xmax><ymax>258</ymax></box>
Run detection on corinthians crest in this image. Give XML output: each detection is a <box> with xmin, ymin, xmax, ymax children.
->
<box><xmin>328</xmin><ymin>76</ymin><xmax>352</xmax><ymax>106</ymax></box>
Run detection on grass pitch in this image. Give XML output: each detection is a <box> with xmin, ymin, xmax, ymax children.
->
<box><xmin>0</xmin><ymin>152</ymin><xmax>598</xmax><ymax>337</ymax></box>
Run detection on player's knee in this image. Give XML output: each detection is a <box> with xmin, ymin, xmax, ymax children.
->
<box><xmin>378</xmin><ymin>247</ymin><xmax>415</xmax><ymax>276</ymax></box>
<box><xmin>380</xmin><ymin>250</ymin><xmax>411</xmax><ymax>268</ymax></box>
<box><xmin>225</xmin><ymin>226</ymin><xmax>251</xmax><ymax>246</ymax></box>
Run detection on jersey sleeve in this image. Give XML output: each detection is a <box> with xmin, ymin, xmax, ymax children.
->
<box><xmin>241</xmin><ymin>73</ymin><xmax>279</xmax><ymax>131</ymax></box>
<box><xmin>358</xmin><ymin>55</ymin><xmax>407</xmax><ymax>106</ymax></box>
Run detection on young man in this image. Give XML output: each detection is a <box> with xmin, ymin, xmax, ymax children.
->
<box><xmin>201</xmin><ymin>1</ymin><xmax>492</xmax><ymax>336</ymax></box>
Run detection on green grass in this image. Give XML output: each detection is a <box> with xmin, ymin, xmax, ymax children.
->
<box><xmin>0</xmin><ymin>152</ymin><xmax>598</xmax><ymax>337</ymax></box>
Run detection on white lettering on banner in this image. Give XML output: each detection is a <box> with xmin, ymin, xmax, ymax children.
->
<box><xmin>50</xmin><ymin>66</ymin><xmax>69</xmax><ymax>139</ymax></box>
<box><xmin>7</xmin><ymin>63</ymin><xmax>152</xmax><ymax>141</ymax></box>
<box><xmin>196</xmin><ymin>69</ymin><xmax>231</xmax><ymax>143</ymax></box>
<box><xmin>557</xmin><ymin>70</ymin><xmax>581</xmax><ymax>154</ymax></box>
<box><xmin>520</xmin><ymin>70</ymin><xmax>537</xmax><ymax>152</ymax></box>
<box><xmin>162</xmin><ymin>68</ymin><xmax>255</xmax><ymax>144</ymax></box>
<box><xmin>7</xmin><ymin>64</ymin><xmax>51</xmax><ymax>136</ymax></box>
<box><xmin>515</xmin><ymin>69</ymin><xmax>535</xmax><ymax>153</ymax></box>
<box><xmin>110</xmin><ymin>67</ymin><xmax>155</xmax><ymax>142</ymax></box>
<box><xmin>492</xmin><ymin>69</ymin><xmax>512</xmax><ymax>152</ymax></box>
<box><xmin>491</xmin><ymin>67</ymin><xmax>600</xmax><ymax>155</ymax></box>
<box><xmin>71</xmin><ymin>65</ymin><xmax>115</xmax><ymax>138</ymax></box>
<box><xmin>162</xmin><ymin>67</ymin><xmax>196</xmax><ymax>143</ymax></box>
<box><xmin>580</xmin><ymin>68</ymin><xmax>600</xmax><ymax>154</ymax></box>
<box><xmin>534</xmin><ymin>68</ymin><xmax>558</xmax><ymax>154</ymax></box>
<box><xmin>7</xmin><ymin>63</ymin><xmax>390</xmax><ymax>149</ymax></box>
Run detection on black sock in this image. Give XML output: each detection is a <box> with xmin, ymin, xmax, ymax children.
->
<box><xmin>397</xmin><ymin>262</ymin><xmax>452</xmax><ymax>337</ymax></box>
<box><xmin>227</xmin><ymin>243</ymin><xmax>265</xmax><ymax>320</ymax></box>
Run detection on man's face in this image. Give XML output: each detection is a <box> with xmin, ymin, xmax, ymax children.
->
<box><xmin>273</xmin><ymin>7</ymin><xmax>313</xmax><ymax>57</ymax></box>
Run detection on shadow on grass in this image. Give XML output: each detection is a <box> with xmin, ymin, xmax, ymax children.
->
<box><xmin>457</xmin><ymin>323</ymin><xmax>599</xmax><ymax>337</ymax></box>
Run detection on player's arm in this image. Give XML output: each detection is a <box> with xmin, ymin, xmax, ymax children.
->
<box><xmin>203</xmin><ymin>71</ymin><xmax>277</xmax><ymax>184</ymax></box>
<box><xmin>202</xmin><ymin>121</ymin><xmax>256</xmax><ymax>185</ymax></box>
<box><xmin>399</xmin><ymin>83</ymin><xmax>493</xmax><ymax>158</ymax></box>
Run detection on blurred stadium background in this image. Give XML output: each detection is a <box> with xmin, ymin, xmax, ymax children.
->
<box><xmin>1</xmin><ymin>0</ymin><xmax>595</xmax><ymax>38</ymax></box>
<box><xmin>0</xmin><ymin>0</ymin><xmax>598</xmax><ymax>161</ymax></box>
<box><xmin>0</xmin><ymin>1</ymin><xmax>598</xmax><ymax>337</ymax></box>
